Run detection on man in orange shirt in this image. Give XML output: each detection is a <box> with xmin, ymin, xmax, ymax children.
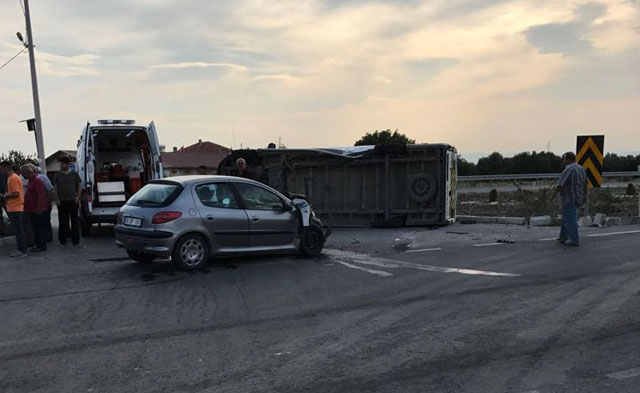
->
<box><xmin>1</xmin><ymin>161</ymin><xmax>27</xmax><ymax>257</ymax></box>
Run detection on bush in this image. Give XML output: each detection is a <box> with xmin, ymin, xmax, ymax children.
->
<box><xmin>625</xmin><ymin>183</ymin><xmax>637</xmax><ymax>196</ymax></box>
<box><xmin>591</xmin><ymin>189</ymin><xmax>617</xmax><ymax>215</ymax></box>
<box><xmin>513</xmin><ymin>185</ymin><xmax>557</xmax><ymax>219</ymax></box>
<box><xmin>489</xmin><ymin>189</ymin><xmax>498</xmax><ymax>202</ymax></box>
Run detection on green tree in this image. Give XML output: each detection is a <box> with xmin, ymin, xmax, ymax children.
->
<box><xmin>476</xmin><ymin>152</ymin><xmax>506</xmax><ymax>175</ymax></box>
<box><xmin>354</xmin><ymin>129</ymin><xmax>416</xmax><ymax>146</ymax></box>
<box><xmin>603</xmin><ymin>153</ymin><xmax>640</xmax><ymax>172</ymax></box>
<box><xmin>0</xmin><ymin>150</ymin><xmax>36</xmax><ymax>169</ymax></box>
<box><xmin>472</xmin><ymin>151</ymin><xmax>564</xmax><ymax>175</ymax></box>
<box><xmin>457</xmin><ymin>157</ymin><xmax>477</xmax><ymax>176</ymax></box>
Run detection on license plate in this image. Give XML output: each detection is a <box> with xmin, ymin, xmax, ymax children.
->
<box><xmin>123</xmin><ymin>216</ymin><xmax>142</xmax><ymax>227</ymax></box>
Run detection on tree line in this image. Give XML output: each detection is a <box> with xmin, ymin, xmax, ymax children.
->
<box><xmin>458</xmin><ymin>152</ymin><xmax>640</xmax><ymax>176</ymax></box>
<box><xmin>0</xmin><ymin>150</ymin><xmax>37</xmax><ymax>169</ymax></box>
<box><xmin>352</xmin><ymin>130</ymin><xmax>639</xmax><ymax>176</ymax></box>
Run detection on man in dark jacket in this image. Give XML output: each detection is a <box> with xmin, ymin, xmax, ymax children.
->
<box><xmin>54</xmin><ymin>156</ymin><xmax>82</xmax><ymax>247</ymax></box>
<box><xmin>22</xmin><ymin>164</ymin><xmax>48</xmax><ymax>252</ymax></box>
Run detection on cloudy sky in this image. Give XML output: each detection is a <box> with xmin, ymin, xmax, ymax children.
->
<box><xmin>0</xmin><ymin>0</ymin><xmax>638</xmax><ymax>161</ymax></box>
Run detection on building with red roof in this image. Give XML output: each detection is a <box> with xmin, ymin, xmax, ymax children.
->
<box><xmin>162</xmin><ymin>140</ymin><xmax>231</xmax><ymax>176</ymax></box>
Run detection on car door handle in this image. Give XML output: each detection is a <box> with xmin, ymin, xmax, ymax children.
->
<box><xmin>251</xmin><ymin>216</ymin><xmax>260</xmax><ymax>222</ymax></box>
<box><xmin>206</xmin><ymin>215</ymin><xmax>215</xmax><ymax>221</ymax></box>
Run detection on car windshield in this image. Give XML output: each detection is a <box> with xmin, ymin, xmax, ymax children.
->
<box><xmin>127</xmin><ymin>183</ymin><xmax>180</xmax><ymax>207</ymax></box>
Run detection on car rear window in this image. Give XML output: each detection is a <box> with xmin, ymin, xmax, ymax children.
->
<box><xmin>127</xmin><ymin>182</ymin><xmax>182</xmax><ymax>207</ymax></box>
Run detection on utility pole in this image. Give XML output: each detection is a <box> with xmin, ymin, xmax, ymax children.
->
<box><xmin>22</xmin><ymin>0</ymin><xmax>46</xmax><ymax>173</ymax></box>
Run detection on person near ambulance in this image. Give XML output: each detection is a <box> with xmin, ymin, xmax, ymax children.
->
<box><xmin>54</xmin><ymin>156</ymin><xmax>82</xmax><ymax>247</ymax></box>
<box><xmin>34</xmin><ymin>165</ymin><xmax>54</xmax><ymax>242</ymax></box>
<box><xmin>22</xmin><ymin>164</ymin><xmax>48</xmax><ymax>252</ymax></box>
<box><xmin>0</xmin><ymin>161</ymin><xmax>27</xmax><ymax>257</ymax></box>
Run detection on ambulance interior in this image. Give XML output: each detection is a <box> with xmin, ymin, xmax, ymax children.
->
<box><xmin>89</xmin><ymin>128</ymin><xmax>156</xmax><ymax>206</ymax></box>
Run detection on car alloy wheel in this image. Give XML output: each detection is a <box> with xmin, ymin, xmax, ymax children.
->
<box><xmin>181</xmin><ymin>239</ymin><xmax>204</xmax><ymax>266</ymax></box>
<box><xmin>173</xmin><ymin>234</ymin><xmax>209</xmax><ymax>271</ymax></box>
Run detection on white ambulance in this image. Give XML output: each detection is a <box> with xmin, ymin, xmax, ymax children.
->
<box><xmin>75</xmin><ymin>120</ymin><xmax>163</xmax><ymax>235</ymax></box>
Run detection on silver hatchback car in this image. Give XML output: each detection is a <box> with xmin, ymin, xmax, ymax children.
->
<box><xmin>114</xmin><ymin>176</ymin><xmax>330</xmax><ymax>270</ymax></box>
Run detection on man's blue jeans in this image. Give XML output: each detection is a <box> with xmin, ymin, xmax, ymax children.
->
<box><xmin>559</xmin><ymin>203</ymin><xmax>579</xmax><ymax>245</ymax></box>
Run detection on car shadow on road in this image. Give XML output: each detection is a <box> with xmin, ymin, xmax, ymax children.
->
<box><xmin>91</xmin><ymin>248</ymin><xmax>325</xmax><ymax>284</ymax></box>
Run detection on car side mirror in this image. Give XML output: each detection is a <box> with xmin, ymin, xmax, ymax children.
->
<box><xmin>281</xmin><ymin>202</ymin><xmax>295</xmax><ymax>212</ymax></box>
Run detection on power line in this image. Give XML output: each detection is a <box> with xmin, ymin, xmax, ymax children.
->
<box><xmin>0</xmin><ymin>48</ymin><xmax>26</xmax><ymax>71</ymax></box>
<box><xmin>18</xmin><ymin>0</ymin><xmax>25</xmax><ymax>15</ymax></box>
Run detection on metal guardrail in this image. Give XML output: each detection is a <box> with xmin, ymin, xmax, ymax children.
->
<box><xmin>459</xmin><ymin>171</ymin><xmax>640</xmax><ymax>182</ymax></box>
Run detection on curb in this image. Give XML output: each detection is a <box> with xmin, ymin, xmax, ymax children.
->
<box><xmin>458</xmin><ymin>216</ymin><xmax>527</xmax><ymax>226</ymax></box>
<box><xmin>458</xmin><ymin>215</ymin><xmax>640</xmax><ymax>227</ymax></box>
<box><xmin>1</xmin><ymin>236</ymin><xmax>17</xmax><ymax>248</ymax></box>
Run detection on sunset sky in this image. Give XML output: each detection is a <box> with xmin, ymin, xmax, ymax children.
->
<box><xmin>1</xmin><ymin>0</ymin><xmax>638</xmax><ymax>161</ymax></box>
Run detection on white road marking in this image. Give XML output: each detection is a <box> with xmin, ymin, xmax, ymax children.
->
<box><xmin>473</xmin><ymin>242</ymin><xmax>507</xmax><ymax>247</ymax></box>
<box><xmin>587</xmin><ymin>230</ymin><xmax>640</xmax><ymax>238</ymax></box>
<box><xmin>606</xmin><ymin>366</ymin><xmax>640</xmax><ymax>380</ymax></box>
<box><xmin>334</xmin><ymin>260</ymin><xmax>395</xmax><ymax>277</ymax></box>
<box><xmin>406</xmin><ymin>248</ymin><xmax>442</xmax><ymax>253</ymax></box>
<box><xmin>538</xmin><ymin>237</ymin><xmax>558</xmax><ymax>241</ymax></box>
<box><xmin>326</xmin><ymin>250</ymin><xmax>521</xmax><ymax>277</ymax></box>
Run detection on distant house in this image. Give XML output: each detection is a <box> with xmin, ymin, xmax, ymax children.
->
<box><xmin>162</xmin><ymin>140</ymin><xmax>231</xmax><ymax>177</ymax></box>
<box><xmin>45</xmin><ymin>150</ymin><xmax>77</xmax><ymax>180</ymax></box>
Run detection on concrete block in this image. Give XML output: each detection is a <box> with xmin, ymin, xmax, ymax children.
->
<box><xmin>605</xmin><ymin>217</ymin><xmax>621</xmax><ymax>227</ymax></box>
<box><xmin>593</xmin><ymin>213</ymin><xmax>607</xmax><ymax>227</ymax></box>
<box><xmin>1</xmin><ymin>236</ymin><xmax>16</xmax><ymax>248</ymax></box>
<box><xmin>496</xmin><ymin>217</ymin><xmax>527</xmax><ymax>226</ymax></box>
<box><xmin>579</xmin><ymin>216</ymin><xmax>593</xmax><ymax>227</ymax></box>
<box><xmin>529</xmin><ymin>215</ymin><xmax>552</xmax><ymax>226</ymax></box>
<box><xmin>475</xmin><ymin>216</ymin><xmax>499</xmax><ymax>224</ymax></box>
<box><xmin>620</xmin><ymin>216</ymin><xmax>635</xmax><ymax>225</ymax></box>
<box><xmin>457</xmin><ymin>216</ymin><xmax>498</xmax><ymax>224</ymax></box>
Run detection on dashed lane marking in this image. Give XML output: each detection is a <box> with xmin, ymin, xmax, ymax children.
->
<box><xmin>538</xmin><ymin>237</ymin><xmax>558</xmax><ymax>242</ymax></box>
<box><xmin>606</xmin><ymin>366</ymin><xmax>640</xmax><ymax>380</ymax></box>
<box><xmin>326</xmin><ymin>249</ymin><xmax>521</xmax><ymax>278</ymax></box>
<box><xmin>405</xmin><ymin>248</ymin><xmax>442</xmax><ymax>253</ymax></box>
<box><xmin>587</xmin><ymin>230</ymin><xmax>640</xmax><ymax>238</ymax></box>
<box><xmin>334</xmin><ymin>261</ymin><xmax>394</xmax><ymax>277</ymax></box>
<box><xmin>473</xmin><ymin>242</ymin><xmax>507</xmax><ymax>247</ymax></box>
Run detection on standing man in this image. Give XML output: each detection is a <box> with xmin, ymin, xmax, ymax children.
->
<box><xmin>35</xmin><ymin>165</ymin><xmax>54</xmax><ymax>242</ymax></box>
<box><xmin>235</xmin><ymin>158</ymin><xmax>255</xmax><ymax>180</ymax></box>
<box><xmin>552</xmin><ymin>152</ymin><xmax>588</xmax><ymax>247</ymax></box>
<box><xmin>22</xmin><ymin>164</ymin><xmax>48</xmax><ymax>252</ymax></box>
<box><xmin>1</xmin><ymin>161</ymin><xmax>27</xmax><ymax>257</ymax></box>
<box><xmin>0</xmin><ymin>168</ymin><xmax>6</xmax><ymax>237</ymax></box>
<box><xmin>54</xmin><ymin>156</ymin><xmax>82</xmax><ymax>247</ymax></box>
<box><xmin>19</xmin><ymin>166</ymin><xmax>35</xmax><ymax>248</ymax></box>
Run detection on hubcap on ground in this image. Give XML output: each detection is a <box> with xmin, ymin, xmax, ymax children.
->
<box><xmin>181</xmin><ymin>239</ymin><xmax>204</xmax><ymax>266</ymax></box>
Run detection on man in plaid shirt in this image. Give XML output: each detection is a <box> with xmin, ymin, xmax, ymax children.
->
<box><xmin>551</xmin><ymin>152</ymin><xmax>588</xmax><ymax>246</ymax></box>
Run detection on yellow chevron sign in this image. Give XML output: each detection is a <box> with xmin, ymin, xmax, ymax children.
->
<box><xmin>576</xmin><ymin>135</ymin><xmax>604</xmax><ymax>188</ymax></box>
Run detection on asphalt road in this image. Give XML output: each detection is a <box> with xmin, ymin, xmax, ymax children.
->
<box><xmin>1</xmin><ymin>222</ymin><xmax>639</xmax><ymax>393</ymax></box>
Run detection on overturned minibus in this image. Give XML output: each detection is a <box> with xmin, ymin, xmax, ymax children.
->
<box><xmin>218</xmin><ymin>144</ymin><xmax>457</xmax><ymax>227</ymax></box>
